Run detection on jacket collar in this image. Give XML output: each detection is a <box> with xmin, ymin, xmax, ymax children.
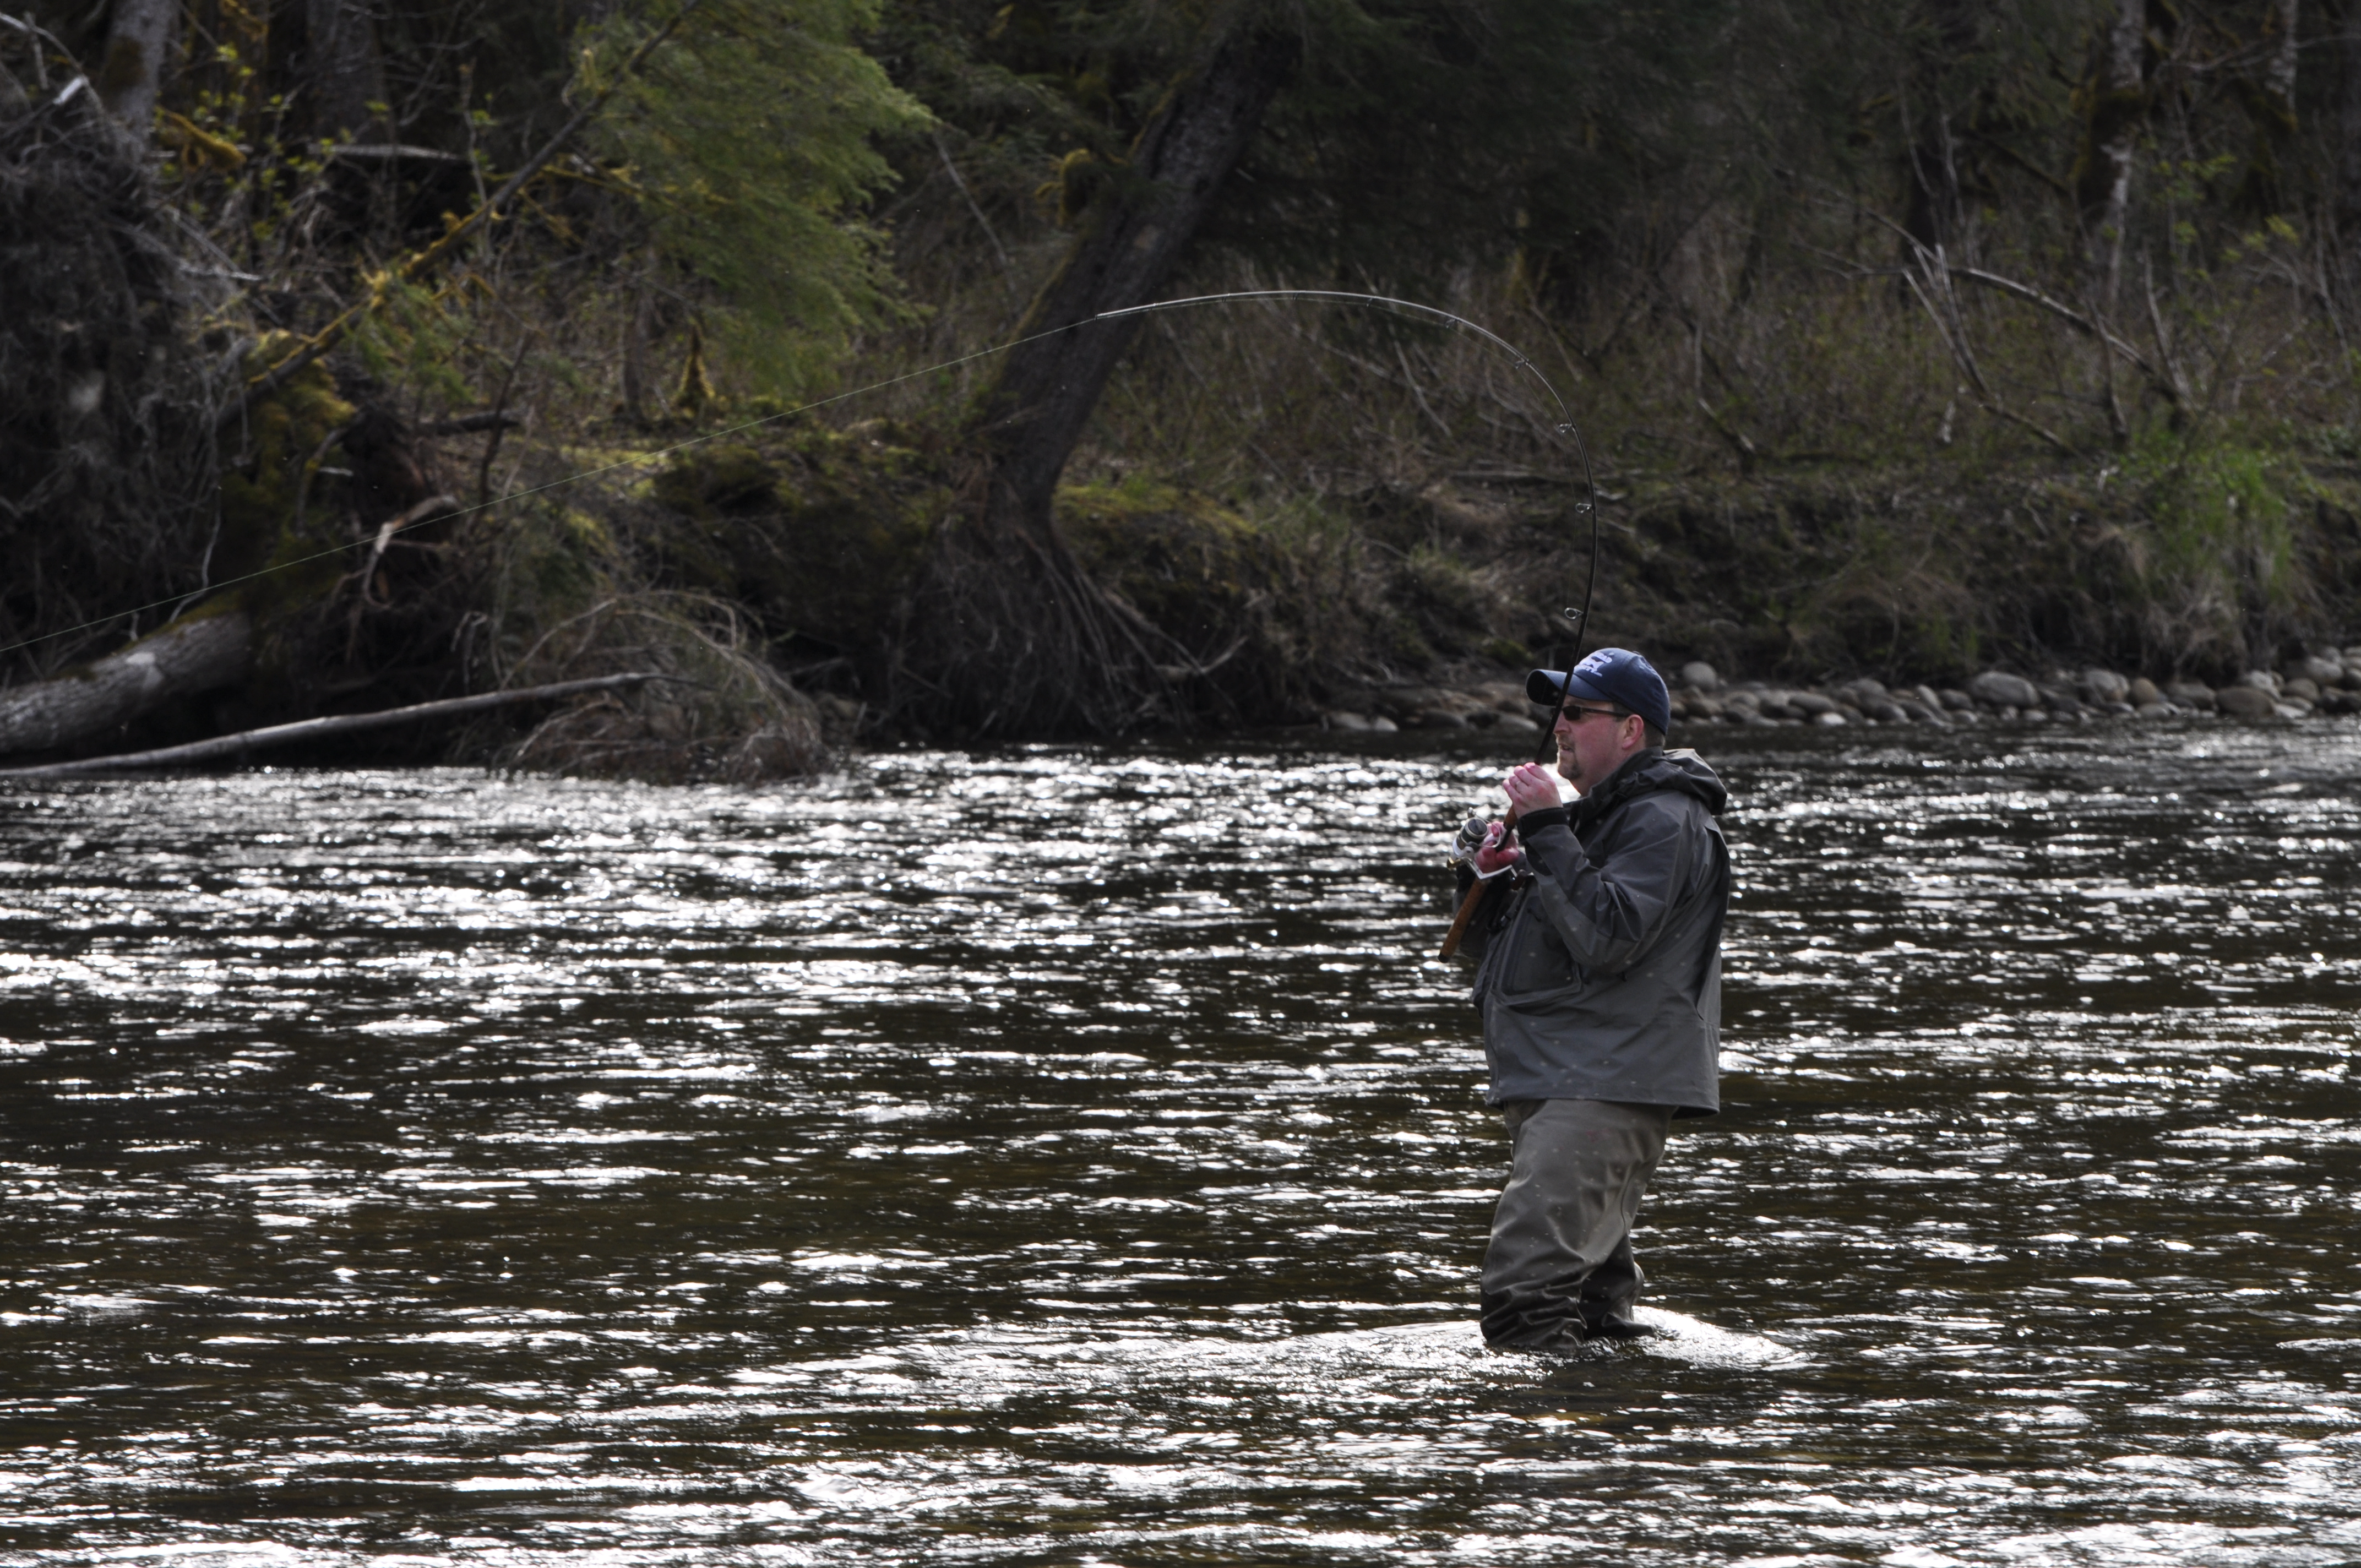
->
<box><xmin>1569</xmin><ymin>747</ymin><xmax>1729</xmax><ymax>828</ymax></box>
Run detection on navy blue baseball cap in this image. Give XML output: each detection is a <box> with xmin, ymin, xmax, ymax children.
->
<box><xmin>1526</xmin><ymin>648</ymin><xmax>1672</xmax><ymax>734</ymax></box>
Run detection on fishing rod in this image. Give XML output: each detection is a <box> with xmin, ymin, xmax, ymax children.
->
<box><xmin>0</xmin><ymin>288</ymin><xmax>1604</xmax><ymax>706</ymax></box>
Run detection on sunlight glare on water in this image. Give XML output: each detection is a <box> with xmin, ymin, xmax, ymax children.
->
<box><xmin>1</xmin><ymin>721</ymin><xmax>2358</xmax><ymax>1564</ymax></box>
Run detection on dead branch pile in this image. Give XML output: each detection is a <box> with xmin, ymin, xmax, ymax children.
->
<box><xmin>485</xmin><ymin>592</ymin><xmax>824</xmax><ymax>782</ymax></box>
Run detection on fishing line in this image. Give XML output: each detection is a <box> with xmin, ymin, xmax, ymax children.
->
<box><xmin>0</xmin><ymin>289</ymin><xmax>1603</xmax><ymax>673</ymax></box>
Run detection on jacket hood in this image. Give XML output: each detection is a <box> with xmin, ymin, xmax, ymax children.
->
<box><xmin>1573</xmin><ymin>747</ymin><xmax>1728</xmax><ymax>825</ymax></box>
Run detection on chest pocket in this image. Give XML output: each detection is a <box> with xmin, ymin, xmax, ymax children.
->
<box><xmin>1503</xmin><ymin>907</ymin><xmax>1582</xmax><ymax>994</ymax></box>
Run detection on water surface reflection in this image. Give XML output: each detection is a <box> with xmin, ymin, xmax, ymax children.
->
<box><xmin>1</xmin><ymin>723</ymin><xmax>2357</xmax><ymax>1563</ymax></box>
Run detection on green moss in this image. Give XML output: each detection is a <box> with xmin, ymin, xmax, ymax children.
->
<box><xmin>1390</xmin><ymin>546</ymin><xmax>1491</xmax><ymax>655</ymax></box>
<box><xmin>212</xmin><ymin>334</ymin><xmax>356</xmax><ymax>616</ymax></box>
<box><xmin>1479</xmin><ymin>636</ymin><xmax>1531</xmax><ymax>667</ymax></box>
<box><xmin>651</xmin><ymin>444</ymin><xmax>780</xmax><ymax>516</ymax></box>
<box><xmin>1058</xmin><ymin>475</ymin><xmax>1271</xmax><ymax>644</ymax></box>
<box><xmin>649</xmin><ymin>422</ymin><xmax>943</xmax><ymax>651</ymax></box>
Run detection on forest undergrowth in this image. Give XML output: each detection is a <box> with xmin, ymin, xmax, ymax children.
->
<box><xmin>7</xmin><ymin>0</ymin><xmax>2361</xmax><ymax>774</ymax></box>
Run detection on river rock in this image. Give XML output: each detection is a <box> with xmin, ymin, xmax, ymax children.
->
<box><xmin>1970</xmin><ymin>670</ymin><xmax>2041</xmax><ymax>710</ymax></box>
<box><xmin>1865</xmin><ymin>698</ymin><xmax>1908</xmax><ymax>722</ymax></box>
<box><xmin>2128</xmin><ymin>676</ymin><xmax>2161</xmax><ymax>706</ymax></box>
<box><xmin>2164</xmin><ymin>680</ymin><xmax>2215</xmax><ymax>710</ymax></box>
<box><xmin>1377</xmin><ymin>685</ymin><xmax>1448</xmax><ymax>718</ymax></box>
<box><xmin>1936</xmin><ymin>688</ymin><xmax>1973</xmax><ymax>711</ymax></box>
<box><xmin>1412</xmin><ymin>707</ymin><xmax>1467</xmax><ymax>729</ymax></box>
<box><xmin>1327</xmin><ymin>710</ymin><xmax>1373</xmax><ymax>731</ymax></box>
<box><xmin>2294</xmin><ymin>655</ymin><xmax>2343</xmax><ymax>685</ymax></box>
<box><xmin>1680</xmin><ymin>661</ymin><xmax>1721</xmax><ymax>692</ymax></box>
<box><xmin>1791</xmin><ymin>691</ymin><xmax>1838</xmax><ymax>716</ymax></box>
<box><xmin>2283</xmin><ymin>677</ymin><xmax>2321</xmax><ymax>703</ymax></box>
<box><xmin>1367</xmin><ymin>715</ymin><xmax>1399</xmax><ymax>732</ymax></box>
<box><xmin>2216</xmin><ymin>684</ymin><xmax>2277</xmax><ymax>720</ymax></box>
<box><xmin>2079</xmin><ymin>667</ymin><xmax>2130</xmax><ymax>703</ymax></box>
<box><xmin>2240</xmin><ymin>669</ymin><xmax>2282</xmax><ymax>695</ymax></box>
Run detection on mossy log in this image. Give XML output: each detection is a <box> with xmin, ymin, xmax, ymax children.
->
<box><xmin>0</xmin><ymin>606</ymin><xmax>250</xmax><ymax>756</ymax></box>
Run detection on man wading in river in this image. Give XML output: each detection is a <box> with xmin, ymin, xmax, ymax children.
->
<box><xmin>1450</xmin><ymin>648</ymin><xmax>1730</xmax><ymax>1350</ymax></box>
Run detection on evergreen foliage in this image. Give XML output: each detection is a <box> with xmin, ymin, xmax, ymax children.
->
<box><xmin>584</xmin><ymin>0</ymin><xmax>931</xmax><ymax>394</ymax></box>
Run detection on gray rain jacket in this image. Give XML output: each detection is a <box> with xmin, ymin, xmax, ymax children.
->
<box><xmin>1456</xmin><ymin>748</ymin><xmax>1731</xmax><ymax>1115</ymax></box>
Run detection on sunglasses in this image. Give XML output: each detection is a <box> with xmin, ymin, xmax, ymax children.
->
<box><xmin>1558</xmin><ymin>703</ymin><xmax>1634</xmax><ymax>725</ymax></box>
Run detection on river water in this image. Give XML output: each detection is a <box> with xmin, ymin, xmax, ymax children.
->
<box><xmin>1</xmin><ymin>721</ymin><xmax>2357</xmax><ymax>1566</ymax></box>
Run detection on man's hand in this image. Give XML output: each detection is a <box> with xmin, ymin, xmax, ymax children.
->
<box><xmin>1502</xmin><ymin>761</ymin><xmax>1565</xmax><ymax>816</ymax></box>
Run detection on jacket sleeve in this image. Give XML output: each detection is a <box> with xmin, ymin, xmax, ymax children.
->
<box><xmin>1516</xmin><ymin>798</ymin><xmax>1700</xmax><ymax>977</ymax></box>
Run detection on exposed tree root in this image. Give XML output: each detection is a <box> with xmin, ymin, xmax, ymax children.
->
<box><xmin>886</xmin><ymin>519</ymin><xmax>1205</xmax><ymax>739</ymax></box>
<box><xmin>1</xmin><ymin>57</ymin><xmax>226</xmax><ymax>682</ymax></box>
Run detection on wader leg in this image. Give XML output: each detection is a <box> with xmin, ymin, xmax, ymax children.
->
<box><xmin>1479</xmin><ymin>1098</ymin><xmax>1672</xmax><ymax>1349</ymax></box>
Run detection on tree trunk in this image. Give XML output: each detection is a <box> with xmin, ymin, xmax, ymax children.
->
<box><xmin>96</xmin><ymin>0</ymin><xmax>179</xmax><ymax>134</ymax></box>
<box><xmin>0</xmin><ymin>609</ymin><xmax>250</xmax><ymax>758</ymax></box>
<box><xmin>2341</xmin><ymin>1</ymin><xmax>2361</xmax><ymax>258</ymax></box>
<box><xmin>963</xmin><ymin>20</ymin><xmax>1298</xmax><ymax>543</ymax></box>
<box><xmin>1903</xmin><ymin>0</ymin><xmax>1983</xmax><ymax>254</ymax></box>
<box><xmin>2266</xmin><ymin>0</ymin><xmax>2302</xmax><ymax>110</ymax></box>
<box><xmin>2074</xmin><ymin>0</ymin><xmax>2148</xmax><ymax>314</ymax></box>
<box><xmin>305</xmin><ymin>0</ymin><xmax>385</xmax><ymax>141</ymax></box>
<box><xmin>2240</xmin><ymin>0</ymin><xmax>2301</xmax><ymax>216</ymax></box>
<box><xmin>895</xmin><ymin>16</ymin><xmax>1297</xmax><ymax>738</ymax></box>
<box><xmin>621</xmin><ymin>244</ymin><xmax>659</xmax><ymax>424</ymax></box>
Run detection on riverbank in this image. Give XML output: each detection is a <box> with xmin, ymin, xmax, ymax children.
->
<box><xmin>636</xmin><ymin>423</ymin><xmax>2361</xmax><ymax>760</ymax></box>
<box><xmin>1312</xmin><ymin>641</ymin><xmax>2361</xmax><ymax>740</ymax></box>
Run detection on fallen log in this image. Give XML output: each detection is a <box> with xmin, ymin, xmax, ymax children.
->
<box><xmin>0</xmin><ymin>609</ymin><xmax>252</xmax><ymax>756</ymax></box>
<box><xmin>0</xmin><ymin>673</ymin><xmax>680</xmax><ymax>778</ymax></box>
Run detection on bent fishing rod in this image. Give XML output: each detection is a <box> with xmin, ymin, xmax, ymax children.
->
<box><xmin>1432</xmin><ymin>344</ymin><xmax>1601</xmax><ymax>961</ymax></box>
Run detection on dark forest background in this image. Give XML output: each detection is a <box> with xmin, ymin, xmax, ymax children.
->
<box><xmin>6</xmin><ymin>0</ymin><xmax>2361</xmax><ymax>771</ymax></box>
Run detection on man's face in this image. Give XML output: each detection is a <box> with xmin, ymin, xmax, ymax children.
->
<box><xmin>1553</xmin><ymin>698</ymin><xmax>1644</xmax><ymax>794</ymax></box>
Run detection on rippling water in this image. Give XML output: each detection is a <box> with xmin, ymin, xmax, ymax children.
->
<box><xmin>2</xmin><ymin>722</ymin><xmax>2358</xmax><ymax>1565</ymax></box>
